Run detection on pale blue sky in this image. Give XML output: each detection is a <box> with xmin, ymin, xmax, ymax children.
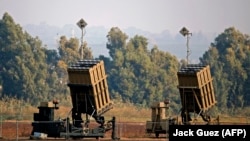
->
<box><xmin>0</xmin><ymin>0</ymin><xmax>249</xmax><ymax>34</ymax></box>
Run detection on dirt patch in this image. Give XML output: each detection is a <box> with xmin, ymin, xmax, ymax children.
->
<box><xmin>1</xmin><ymin>121</ymin><xmax>33</xmax><ymax>139</ymax></box>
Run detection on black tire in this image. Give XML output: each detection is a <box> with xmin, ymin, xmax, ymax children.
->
<box><xmin>155</xmin><ymin>132</ymin><xmax>159</xmax><ymax>138</ymax></box>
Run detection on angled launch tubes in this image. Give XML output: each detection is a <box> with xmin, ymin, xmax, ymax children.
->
<box><xmin>67</xmin><ymin>59</ymin><xmax>113</xmax><ymax>127</ymax></box>
<box><xmin>177</xmin><ymin>64</ymin><xmax>217</xmax><ymax>124</ymax></box>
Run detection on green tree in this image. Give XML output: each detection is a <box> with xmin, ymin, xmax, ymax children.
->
<box><xmin>44</xmin><ymin>49</ymin><xmax>61</xmax><ymax>98</ymax></box>
<box><xmin>104</xmin><ymin>27</ymin><xmax>180</xmax><ymax>110</ymax></box>
<box><xmin>0</xmin><ymin>12</ymin><xmax>49</xmax><ymax>104</ymax></box>
<box><xmin>106</xmin><ymin>27</ymin><xmax>128</xmax><ymax>59</ymax></box>
<box><xmin>200</xmin><ymin>27</ymin><xmax>250</xmax><ymax>112</ymax></box>
<box><xmin>0</xmin><ymin>12</ymin><xmax>94</xmax><ymax>105</ymax></box>
<box><xmin>58</xmin><ymin>36</ymin><xmax>81</xmax><ymax>65</ymax></box>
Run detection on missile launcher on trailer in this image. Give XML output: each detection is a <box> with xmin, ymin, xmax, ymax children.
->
<box><xmin>146</xmin><ymin>64</ymin><xmax>218</xmax><ymax>137</ymax></box>
<box><xmin>66</xmin><ymin>59</ymin><xmax>113</xmax><ymax>126</ymax></box>
<box><xmin>177</xmin><ymin>64</ymin><xmax>217</xmax><ymax>124</ymax></box>
<box><xmin>30</xmin><ymin>59</ymin><xmax>118</xmax><ymax>140</ymax></box>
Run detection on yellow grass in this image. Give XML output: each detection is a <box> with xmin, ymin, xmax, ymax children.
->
<box><xmin>0</xmin><ymin>98</ymin><xmax>250</xmax><ymax>124</ymax></box>
<box><xmin>54</xmin><ymin>101</ymin><xmax>152</xmax><ymax>122</ymax></box>
<box><xmin>103</xmin><ymin>102</ymin><xmax>151</xmax><ymax>122</ymax></box>
<box><xmin>0</xmin><ymin>98</ymin><xmax>152</xmax><ymax>122</ymax></box>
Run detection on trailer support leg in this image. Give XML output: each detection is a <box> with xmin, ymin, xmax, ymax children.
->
<box><xmin>111</xmin><ymin>116</ymin><xmax>120</xmax><ymax>140</ymax></box>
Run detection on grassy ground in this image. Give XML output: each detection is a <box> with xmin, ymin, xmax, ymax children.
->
<box><xmin>1</xmin><ymin>98</ymin><xmax>250</xmax><ymax>124</ymax></box>
<box><xmin>1</xmin><ymin>98</ymin><xmax>250</xmax><ymax>140</ymax></box>
<box><xmin>53</xmin><ymin>101</ymin><xmax>152</xmax><ymax>122</ymax></box>
<box><xmin>0</xmin><ymin>98</ymin><xmax>152</xmax><ymax>122</ymax></box>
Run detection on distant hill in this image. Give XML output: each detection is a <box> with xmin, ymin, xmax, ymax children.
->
<box><xmin>23</xmin><ymin>23</ymin><xmax>217</xmax><ymax>63</ymax></box>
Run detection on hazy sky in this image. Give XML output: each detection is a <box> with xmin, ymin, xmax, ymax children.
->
<box><xmin>0</xmin><ymin>0</ymin><xmax>249</xmax><ymax>34</ymax></box>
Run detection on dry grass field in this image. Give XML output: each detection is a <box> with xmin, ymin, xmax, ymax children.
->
<box><xmin>0</xmin><ymin>98</ymin><xmax>250</xmax><ymax>140</ymax></box>
<box><xmin>0</xmin><ymin>98</ymin><xmax>152</xmax><ymax>121</ymax></box>
<box><xmin>0</xmin><ymin>99</ymin><xmax>160</xmax><ymax>140</ymax></box>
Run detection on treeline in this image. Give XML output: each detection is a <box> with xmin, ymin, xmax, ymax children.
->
<box><xmin>1</xmin><ymin>12</ymin><xmax>250</xmax><ymax>115</ymax></box>
<box><xmin>200</xmin><ymin>27</ymin><xmax>250</xmax><ymax>114</ymax></box>
<box><xmin>0</xmin><ymin>13</ymin><xmax>93</xmax><ymax>105</ymax></box>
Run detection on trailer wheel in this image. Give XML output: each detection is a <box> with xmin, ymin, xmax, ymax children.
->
<box><xmin>155</xmin><ymin>132</ymin><xmax>159</xmax><ymax>138</ymax></box>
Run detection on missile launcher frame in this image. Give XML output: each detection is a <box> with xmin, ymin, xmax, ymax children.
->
<box><xmin>30</xmin><ymin>59</ymin><xmax>118</xmax><ymax>140</ymax></box>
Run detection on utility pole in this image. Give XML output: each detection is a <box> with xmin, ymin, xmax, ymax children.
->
<box><xmin>77</xmin><ymin>18</ymin><xmax>87</xmax><ymax>60</ymax></box>
<box><xmin>180</xmin><ymin>27</ymin><xmax>192</xmax><ymax>64</ymax></box>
